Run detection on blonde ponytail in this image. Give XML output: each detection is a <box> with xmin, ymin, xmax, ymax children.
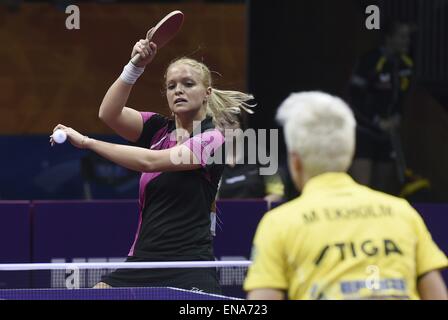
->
<box><xmin>206</xmin><ymin>88</ymin><xmax>254</xmax><ymax>130</ymax></box>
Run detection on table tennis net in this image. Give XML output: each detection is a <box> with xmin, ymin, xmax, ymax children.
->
<box><xmin>0</xmin><ymin>261</ymin><xmax>250</xmax><ymax>300</ymax></box>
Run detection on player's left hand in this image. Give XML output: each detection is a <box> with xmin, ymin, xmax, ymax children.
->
<box><xmin>50</xmin><ymin>124</ymin><xmax>89</xmax><ymax>149</ymax></box>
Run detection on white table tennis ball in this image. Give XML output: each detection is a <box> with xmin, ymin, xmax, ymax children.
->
<box><xmin>53</xmin><ymin>129</ymin><xmax>67</xmax><ymax>144</ymax></box>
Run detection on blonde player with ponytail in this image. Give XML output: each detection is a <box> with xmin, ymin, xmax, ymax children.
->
<box><xmin>51</xmin><ymin>38</ymin><xmax>254</xmax><ymax>292</ymax></box>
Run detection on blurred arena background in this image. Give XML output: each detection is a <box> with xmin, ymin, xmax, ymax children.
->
<box><xmin>1</xmin><ymin>0</ymin><xmax>447</xmax><ymax>201</ymax></box>
<box><xmin>0</xmin><ymin>0</ymin><xmax>447</xmax><ymax>299</ymax></box>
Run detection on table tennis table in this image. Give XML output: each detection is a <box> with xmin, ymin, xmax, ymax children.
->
<box><xmin>0</xmin><ymin>287</ymin><xmax>242</xmax><ymax>300</ymax></box>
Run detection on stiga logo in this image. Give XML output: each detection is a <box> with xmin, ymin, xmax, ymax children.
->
<box><xmin>314</xmin><ymin>239</ymin><xmax>403</xmax><ymax>266</ymax></box>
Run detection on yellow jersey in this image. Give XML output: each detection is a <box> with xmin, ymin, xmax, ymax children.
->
<box><xmin>244</xmin><ymin>172</ymin><xmax>448</xmax><ymax>299</ymax></box>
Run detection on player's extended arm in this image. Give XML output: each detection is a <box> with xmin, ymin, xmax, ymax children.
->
<box><xmin>51</xmin><ymin>124</ymin><xmax>201</xmax><ymax>172</ymax></box>
<box><xmin>417</xmin><ymin>270</ymin><xmax>448</xmax><ymax>300</ymax></box>
<box><xmin>247</xmin><ymin>289</ymin><xmax>285</xmax><ymax>300</ymax></box>
<box><xmin>85</xmin><ymin>137</ymin><xmax>201</xmax><ymax>173</ymax></box>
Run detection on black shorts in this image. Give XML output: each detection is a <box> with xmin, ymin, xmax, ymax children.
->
<box><xmin>100</xmin><ymin>256</ymin><xmax>222</xmax><ymax>295</ymax></box>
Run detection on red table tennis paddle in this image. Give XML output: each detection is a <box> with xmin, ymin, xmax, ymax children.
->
<box><xmin>131</xmin><ymin>10</ymin><xmax>184</xmax><ymax>64</ymax></box>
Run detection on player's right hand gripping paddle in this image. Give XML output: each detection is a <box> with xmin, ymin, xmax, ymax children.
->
<box><xmin>131</xmin><ymin>10</ymin><xmax>184</xmax><ymax>65</ymax></box>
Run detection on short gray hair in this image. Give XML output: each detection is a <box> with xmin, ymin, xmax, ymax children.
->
<box><xmin>276</xmin><ymin>91</ymin><xmax>356</xmax><ymax>177</ymax></box>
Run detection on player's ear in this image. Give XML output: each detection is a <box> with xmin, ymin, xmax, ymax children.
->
<box><xmin>203</xmin><ymin>87</ymin><xmax>212</xmax><ymax>105</ymax></box>
<box><xmin>288</xmin><ymin>151</ymin><xmax>304</xmax><ymax>191</ymax></box>
<box><xmin>290</xmin><ymin>152</ymin><xmax>302</xmax><ymax>173</ymax></box>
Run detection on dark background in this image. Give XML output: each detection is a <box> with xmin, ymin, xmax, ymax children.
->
<box><xmin>248</xmin><ymin>0</ymin><xmax>448</xmax><ymax>201</ymax></box>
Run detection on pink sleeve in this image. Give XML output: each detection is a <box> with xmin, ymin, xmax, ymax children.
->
<box><xmin>140</xmin><ymin>112</ymin><xmax>157</xmax><ymax>123</ymax></box>
<box><xmin>182</xmin><ymin>130</ymin><xmax>225</xmax><ymax>167</ymax></box>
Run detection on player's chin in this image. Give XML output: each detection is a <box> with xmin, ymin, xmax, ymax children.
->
<box><xmin>172</xmin><ymin>105</ymin><xmax>200</xmax><ymax>115</ymax></box>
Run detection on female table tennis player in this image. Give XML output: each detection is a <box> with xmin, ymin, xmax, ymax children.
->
<box><xmin>51</xmin><ymin>37</ymin><xmax>254</xmax><ymax>293</ymax></box>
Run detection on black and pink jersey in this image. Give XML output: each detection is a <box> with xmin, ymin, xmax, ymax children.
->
<box><xmin>128</xmin><ymin>112</ymin><xmax>225</xmax><ymax>261</ymax></box>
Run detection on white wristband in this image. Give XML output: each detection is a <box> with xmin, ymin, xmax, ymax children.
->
<box><xmin>119</xmin><ymin>61</ymin><xmax>145</xmax><ymax>85</ymax></box>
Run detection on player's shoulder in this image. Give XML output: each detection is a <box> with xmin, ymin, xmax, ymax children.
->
<box><xmin>361</xmin><ymin>186</ymin><xmax>419</xmax><ymax>218</ymax></box>
<box><xmin>135</xmin><ymin>112</ymin><xmax>173</xmax><ymax>147</ymax></box>
<box><xmin>190</xmin><ymin>117</ymin><xmax>224</xmax><ymax>140</ymax></box>
<box><xmin>141</xmin><ymin>112</ymin><xmax>171</xmax><ymax>128</ymax></box>
<box><xmin>364</xmin><ymin>186</ymin><xmax>409</xmax><ymax>204</ymax></box>
<box><xmin>263</xmin><ymin>197</ymin><xmax>309</xmax><ymax>225</ymax></box>
<box><xmin>145</xmin><ymin>112</ymin><xmax>169</xmax><ymax>122</ymax></box>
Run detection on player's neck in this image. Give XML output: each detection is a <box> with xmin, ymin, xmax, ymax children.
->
<box><xmin>174</xmin><ymin>110</ymin><xmax>207</xmax><ymax>136</ymax></box>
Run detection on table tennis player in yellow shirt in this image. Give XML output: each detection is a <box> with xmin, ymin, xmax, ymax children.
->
<box><xmin>244</xmin><ymin>92</ymin><xmax>448</xmax><ymax>300</ymax></box>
